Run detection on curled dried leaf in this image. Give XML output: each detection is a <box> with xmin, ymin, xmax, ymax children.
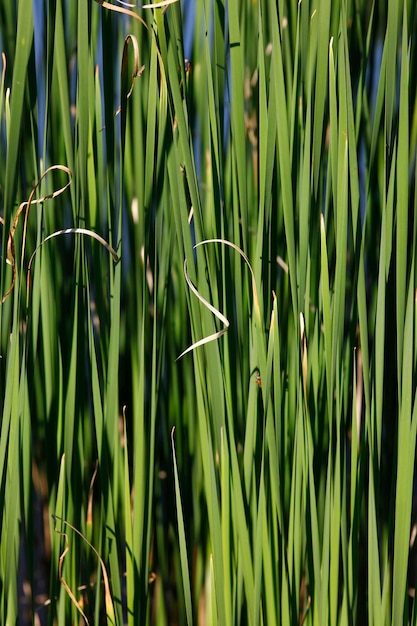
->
<box><xmin>177</xmin><ymin>239</ymin><xmax>261</xmax><ymax>360</ymax></box>
<box><xmin>142</xmin><ymin>0</ymin><xmax>179</xmax><ymax>8</ymax></box>
<box><xmin>27</xmin><ymin>227</ymin><xmax>119</xmax><ymax>304</ymax></box>
<box><xmin>93</xmin><ymin>0</ymin><xmax>148</xmax><ymax>29</ymax></box>
<box><xmin>1</xmin><ymin>165</ymin><xmax>72</xmax><ymax>304</ymax></box>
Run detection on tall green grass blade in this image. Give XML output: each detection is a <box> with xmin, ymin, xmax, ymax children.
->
<box><xmin>267</xmin><ymin>0</ymin><xmax>297</xmax><ymax>319</ymax></box>
<box><xmin>396</xmin><ymin>5</ymin><xmax>409</xmax><ymax>398</ymax></box>
<box><xmin>312</xmin><ymin>0</ymin><xmax>331</xmax><ymax>195</ymax></box>
<box><xmin>385</xmin><ymin>1</ymin><xmax>401</xmax><ymax>147</ymax></box>
<box><xmin>392</xmin><ymin>266</ymin><xmax>416</xmax><ymax>623</ymax></box>
<box><xmin>2</xmin><ymin>0</ymin><xmax>33</xmax><ymax>229</ymax></box>
<box><xmin>320</xmin><ymin>214</ymin><xmax>333</xmax><ymax>429</ymax></box>
<box><xmin>172</xmin><ymin>428</ymin><xmax>193</xmax><ymax>626</ymax></box>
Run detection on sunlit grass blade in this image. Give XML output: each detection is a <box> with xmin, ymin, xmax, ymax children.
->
<box><xmin>268</xmin><ymin>0</ymin><xmax>297</xmax><ymax>320</ymax></box>
<box><xmin>392</xmin><ymin>275</ymin><xmax>416</xmax><ymax>624</ymax></box>
<box><xmin>395</xmin><ymin>5</ymin><xmax>409</xmax><ymax>398</ymax></box>
<box><xmin>1</xmin><ymin>0</ymin><xmax>33</xmax><ymax>234</ymax></box>
<box><xmin>320</xmin><ymin>214</ymin><xmax>333</xmax><ymax>429</ymax></box>
<box><xmin>312</xmin><ymin>0</ymin><xmax>331</xmax><ymax>195</ymax></box>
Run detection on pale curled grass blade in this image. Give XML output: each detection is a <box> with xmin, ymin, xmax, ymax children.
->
<box><xmin>176</xmin><ymin>257</ymin><xmax>230</xmax><ymax>361</ymax></box>
<box><xmin>142</xmin><ymin>0</ymin><xmax>179</xmax><ymax>7</ymax></box>
<box><xmin>94</xmin><ymin>0</ymin><xmax>148</xmax><ymax>30</ymax></box>
<box><xmin>177</xmin><ymin>238</ymin><xmax>262</xmax><ymax>360</ymax></box>
<box><xmin>27</xmin><ymin>227</ymin><xmax>119</xmax><ymax>283</ymax></box>
<box><xmin>0</xmin><ymin>165</ymin><xmax>72</xmax><ymax>304</ymax></box>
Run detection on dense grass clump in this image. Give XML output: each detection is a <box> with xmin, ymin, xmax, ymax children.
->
<box><xmin>1</xmin><ymin>0</ymin><xmax>417</xmax><ymax>624</ymax></box>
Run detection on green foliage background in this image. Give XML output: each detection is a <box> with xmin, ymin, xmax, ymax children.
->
<box><xmin>0</xmin><ymin>0</ymin><xmax>417</xmax><ymax>624</ymax></box>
